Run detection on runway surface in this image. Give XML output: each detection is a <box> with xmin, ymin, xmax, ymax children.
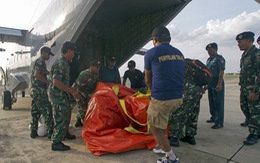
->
<box><xmin>0</xmin><ymin>76</ymin><xmax>259</xmax><ymax>163</ymax></box>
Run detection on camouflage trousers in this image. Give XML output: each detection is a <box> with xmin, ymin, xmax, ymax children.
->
<box><xmin>240</xmin><ymin>91</ymin><xmax>260</xmax><ymax>135</ymax></box>
<box><xmin>30</xmin><ymin>89</ymin><xmax>53</xmax><ymax>134</ymax></box>
<box><xmin>168</xmin><ymin>95</ymin><xmax>202</xmax><ymax>138</ymax></box>
<box><xmin>52</xmin><ymin>103</ymin><xmax>71</xmax><ymax>143</ymax></box>
<box><xmin>76</xmin><ymin>96</ymin><xmax>90</xmax><ymax>123</ymax></box>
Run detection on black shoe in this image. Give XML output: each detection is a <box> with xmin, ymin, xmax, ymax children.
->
<box><xmin>75</xmin><ymin>119</ymin><xmax>83</xmax><ymax>128</ymax></box>
<box><xmin>206</xmin><ymin>119</ymin><xmax>214</xmax><ymax>123</ymax></box>
<box><xmin>52</xmin><ymin>142</ymin><xmax>70</xmax><ymax>151</ymax></box>
<box><xmin>64</xmin><ymin>132</ymin><xmax>76</xmax><ymax>140</ymax></box>
<box><xmin>211</xmin><ymin>124</ymin><xmax>223</xmax><ymax>129</ymax></box>
<box><xmin>180</xmin><ymin>136</ymin><xmax>196</xmax><ymax>145</ymax></box>
<box><xmin>30</xmin><ymin>130</ymin><xmax>38</xmax><ymax>139</ymax></box>
<box><xmin>169</xmin><ymin>137</ymin><xmax>179</xmax><ymax>147</ymax></box>
<box><xmin>244</xmin><ymin>134</ymin><xmax>258</xmax><ymax>145</ymax></box>
<box><xmin>240</xmin><ymin>121</ymin><xmax>249</xmax><ymax>127</ymax></box>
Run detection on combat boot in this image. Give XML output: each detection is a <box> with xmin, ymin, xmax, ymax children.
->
<box><xmin>75</xmin><ymin>118</ymin><xmax>83</xmax><ymax>127</ymax></box>
<box><xmin>52</xmin><ymin>142</ymin><xmax>70</xmax><ymax>151</ymax></box>
<box><xmin>30</xmin><ymin>130</ymin><xmax>38</xmax><ymax>139</ymax></box>
<box><xmin>169</xmin><ymin>137</ymin><xmax>179</xmax><ymax>147</ymax></box>
<box><xmin>244</xmin><ymin>134</ymin><xmax>257</xmax><ymax>145</ymax></box>
<box><xmin>180</xmin><ymin>136</ymin><xmax>196</xmax><ymax>145</ymax></box>
<box><xmin>240</xmin><ymin>118</ymin><xmax>249</xmax><ymax>127</ymax></box>
<box><xmin>64</xmin><ymin>132</ymin><xmax>76</xmax><ymax>140</ymax></box>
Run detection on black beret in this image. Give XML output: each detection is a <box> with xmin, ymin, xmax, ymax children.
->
<box><xmin>236</xmin><ymin>31</ymin><xmax>255</xmax><ymax>40</ymax></box>
<box><xmin>206</xmin><ymin>42</ymin><xmax>218</xmax><ymax>50</ymax></box>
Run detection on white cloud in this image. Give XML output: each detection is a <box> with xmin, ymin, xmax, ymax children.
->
<box><xmin>166</xmin><ymin>10</ymin><xmax>260</xmax><ymax>73</ymax></box>
<box><xmin>122</xmin><ymin>10</ymin><xmax>260</xmax><ymax>75</ymax></box>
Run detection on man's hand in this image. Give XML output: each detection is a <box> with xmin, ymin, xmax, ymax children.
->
<box><xmin>249</xmin><ymin>93</ymin><xmax>259</xmax><ymax>101</ymax></box>
<box><xmin>215</xmin><ymin>84</ymin><xmax>222</xmax><ymax>92</ymax></box>
<box><xmin>70</xmin><ymin>88</ymin><xmax>80</xmax><ymax>100</ymax></box>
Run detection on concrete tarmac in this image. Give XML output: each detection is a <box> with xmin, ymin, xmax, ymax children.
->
<box><xmin>0</xmin><ymin>77</ymin><xmax>259</xmax><ymax>163</ymax></box>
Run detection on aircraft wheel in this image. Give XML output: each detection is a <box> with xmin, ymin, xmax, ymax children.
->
<box><xmin>2</xmin><ymin>90</ymin><xmax>12</xmax><ymax>110</ymax></box>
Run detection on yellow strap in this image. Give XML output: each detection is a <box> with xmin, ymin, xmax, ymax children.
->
<box><xmin>119</xmin><ymin>99</ymin><xmax>150</xmax><ymax>134</ymax></box>
<box><xmin>112</xmin><ymin>85</ymin><xmax>119</xmax><ymax>95</ymax></box>
<box><xmin>132</xmin><ymin>87</ymin><xmax>151</xmax><ymax>98</ymax></box>
<box><xmin>111</xmin><ymin>85</ymin><xmax>150</xmax><ymax>134</ymax></box>
<box><xmin>119</xmin><ymin>99</ymin><xmax>147</xmax><ymax>126</ymax></box>
<box><xmin>124</xmin><ymin>124</ymin><xmax>144</xmax><ymax>134</ymax></box>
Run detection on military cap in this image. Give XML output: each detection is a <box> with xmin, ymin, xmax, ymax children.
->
<box><xmin>206</xmin><ymin>42</ymin><xmax>218</xmax><ymax>50</ymax></box>
<box><xmin>236</xmin><ymin>31</ymin><xmax>255</xmax><ymax>40</ymax></box>
<box><xmin>40</xmin><ymin>46</ymin><xmax>54</xmax><ymax>56</ymax></box>
<box><xmin>151</xmin><ymin>26</ymin><xmax>171</xmax><ymax>39</ymax></box>
<box><xmin>90</xmin><ymin>60</ymin><xmax>101</xmax><ymax>67</ymax></box>
<box><xmin>128</xmin><ymin>60</ymin><xmax>136</xmax><ymax>68</ymax></box>
<box><xmin>107</xmin><ymin>56</ymin><xmax>116</xmax><ymax>61</ymax></box>
<box><xmin>61</xmin><ymin>41</ymin><xmax>79</xmax><ymax>54</ymax></box>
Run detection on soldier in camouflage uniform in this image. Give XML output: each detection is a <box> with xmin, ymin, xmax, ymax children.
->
<box><xmin>168</xmin><ymin>59</ymin><xmax>207</xmax><ymax>147</ymax></box>
<box><xmin>236</xmin><ymin>31</ymin><xmax>260</xmax><ymax>145</ymax></box>
<box><xmin>30</xmin><ymin>46</ymin><xmax>54</xmax><ymax>139</ymax></box>
<box><xmin>48</xmin><ymin>41</ymin><xmax>80</xmax><ymax>151</ymax></box>
<box><xmin>72</xmin><ymin>60</ymin><xmax>101</xmax><ymax>127</ymax></box>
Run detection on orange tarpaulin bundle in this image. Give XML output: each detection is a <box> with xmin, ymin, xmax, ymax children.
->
<box><xmin>82</xmin><ymin>82</ymin><xmax>156</xmax><ymax>156</ymax></box>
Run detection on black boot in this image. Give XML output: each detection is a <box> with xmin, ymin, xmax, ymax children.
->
<box><xmin>52</xmin><ymin>142</ymin><xmax>70</xmax><ymax>151</ymax></box>
<box><xmin>244</xmin><ymin>134</ymin><xmax>257</xmax><ymax>145</ymax></box>
<box><xmin>169</xmin><ymin>137</ymin><xmax>179</xmax><ymax>147</ymax></box>
<box><xmin>30</xmin><ymin>130</ymin><xmax>38</xmax><ymax>139</ymax></box>
<box><xmin>75</xmin><ymin>119</ymin><xmax>83</xmax><ymax>128</ymax></box>
<box><xmin>180</xmin><ymin>136</ymin><xmax>196</xmax><ymax>145</ymax></box>
<box><xmin>64</xmin><ymin>132</ymin><xmax>76</xmax><ymax>140</ymax></box>
<box><xmin>240</xmin><ymin>118</ymin><xmax>249</xmax><ymax>127</ymax></box>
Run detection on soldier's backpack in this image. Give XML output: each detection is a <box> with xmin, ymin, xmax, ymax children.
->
<box><xmin>185</xmin><ymin>58</ymin><xmax>213</xmax><ymax>86</ymax></box>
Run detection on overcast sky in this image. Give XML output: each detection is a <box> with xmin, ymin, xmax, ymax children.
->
<box><xmin>0</xmin><ymin>0</ymin><xmax>259</xmax><ymax>74</ymax></box>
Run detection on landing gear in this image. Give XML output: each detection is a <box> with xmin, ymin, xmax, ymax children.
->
<box><xmin>2</xmin><ymin>90</ymin><xmax>12</xmax><ymax>110</ymax></box>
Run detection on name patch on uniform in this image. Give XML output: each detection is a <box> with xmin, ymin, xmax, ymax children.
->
<box><xmin>158</xmin><ymin>54</ymin><xmax>184</xmax><ymax>62</ymax></box>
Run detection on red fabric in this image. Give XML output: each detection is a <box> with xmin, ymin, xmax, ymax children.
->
<box><xmin>82</xmin><ymin>82</ymin><xmax>156</xmax><ymax>156</ymax></box>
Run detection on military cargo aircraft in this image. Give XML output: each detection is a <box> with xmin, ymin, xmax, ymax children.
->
<box><xmin>0</xmin><ymin>0</ymin><xmax>191</xmax><ymax>109</ymax></box>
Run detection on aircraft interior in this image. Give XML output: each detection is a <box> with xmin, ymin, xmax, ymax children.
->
<box><xmin>70</xmin><ymin>0</ymin><xmax>189</xmax><ymax>84</ymax></box>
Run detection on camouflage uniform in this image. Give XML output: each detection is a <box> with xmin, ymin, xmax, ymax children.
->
<box><xmin>239</xmin><ymin>45</ymin><xmax>260</xmax><ymax>135</ymax></box>
<box><xmin>48</xmin><ymin>56</ymin><xmax>71</xmax><ymax>143</ymax></box>
<box><xmin>73</xmin><ymin>68</ymin><xmax>99</xmax><ymax>123</ymax></box>
<box><xmin>30</xmin><ymin>56</ymin><xmax>53</xmax><ymax>135</ymax></box>
<box><xmin>168</xmin><ymin>78</ymin><xmax>206</xmax><ymax>139</ymax></box>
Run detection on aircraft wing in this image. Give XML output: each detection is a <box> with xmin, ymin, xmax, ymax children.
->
<box><xmin>0</xmin><ymin>27</ymin><xmax>28</xmax><ymax>44</ymax></box>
